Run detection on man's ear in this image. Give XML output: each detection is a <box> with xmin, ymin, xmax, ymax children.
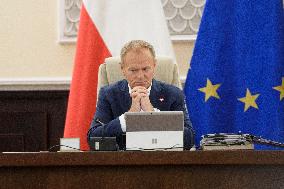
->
<box><xmin>120</xmin><ymin>62</ymin><xmax>126</xmax><ymax>76</ymax></box>
<box><xmin>152</xmin><ymin>58</ymin><xmax>157</xmax><ymax>75</ymax></box>
<box><xmin>153</xmin><ymin>58</ymin><xmax>157</xmax><ymax>68</ymax></box>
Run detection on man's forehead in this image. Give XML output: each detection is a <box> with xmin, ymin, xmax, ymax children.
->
<box><xmin>127</xmin><ymin>63</ymin><xmax>152</xmax><ymax>68</ymax></box>
<box><xmin>124</xmin><ymin>54</ymin><xmax>154</xmax><ymax>64</ymax></box>
<box><xmin>126</xmin><ymin>47</ymin><xmax>153</xmax><ymax>57</ymax></box>
<box><xmin>124</xmin><ymin>58</ymin><xmax>155</xmax><ymax>66</ymax></box>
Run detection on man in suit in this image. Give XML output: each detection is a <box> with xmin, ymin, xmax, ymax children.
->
<box><xmin>87</xmin><ymin>40</ymin><xmax>194</xmax><ymax>150</ymax></box>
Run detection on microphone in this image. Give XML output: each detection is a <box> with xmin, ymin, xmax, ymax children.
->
<box><xmin>88</xmin><ymin>118</ymin><xmax>118</xmax><ymax>151</ymax></box>
<box><xmin>96</xmin><ymin>118</ymin><xmax>106</xmax><ymax>138</ymax></box>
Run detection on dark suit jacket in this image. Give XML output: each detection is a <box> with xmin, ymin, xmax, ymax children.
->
<box><xmin>87</xmin><ymin>79</ymin><xmax>194</xmax><ymax>149</ymax></box>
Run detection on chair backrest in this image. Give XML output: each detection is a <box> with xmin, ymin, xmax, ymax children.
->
<box><xmin>97</xmin><ymin>56</ymin><xmax>181</xmax><ymax>97</ymax></box>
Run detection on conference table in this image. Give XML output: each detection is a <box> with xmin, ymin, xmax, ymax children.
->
<box><xmin>0</xmin><ymin>150</ymin><xmax>283</xmax><ymax>189</ymax></box>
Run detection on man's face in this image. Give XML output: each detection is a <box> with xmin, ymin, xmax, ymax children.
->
<box><xmin>121</xmin><ymin>48</ymin><xmax>156</xmax><ymax>89</ymax></box>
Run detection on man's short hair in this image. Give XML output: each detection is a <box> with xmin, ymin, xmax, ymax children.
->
<box><xmin>120</xmin><ymin>40</ymin><xmax>156</xmax><ymax>65</ymax></box>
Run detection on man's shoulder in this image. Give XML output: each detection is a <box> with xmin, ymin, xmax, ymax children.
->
<box><xmin>101</xmin><ymin>79</ymin><xmax>127</xmax><ymax>91</ymax></box>
<box><xmin>154</xmin><ymin>80</ymin><xmax>182</xmax><ymax>93</ymax></box>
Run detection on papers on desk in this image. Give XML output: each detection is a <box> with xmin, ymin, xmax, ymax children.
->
<box><xmin>200</xmin><ymin>133</ymin><xmax>254</xmax><ymax>150</ymax></box>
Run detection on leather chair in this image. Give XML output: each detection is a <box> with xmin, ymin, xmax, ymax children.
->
<box><xmin>97</xmin><ymin>56</ymin><xmax>181</xmax><ymax>97</ymax></box>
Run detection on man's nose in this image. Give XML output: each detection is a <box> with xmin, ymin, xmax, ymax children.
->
<box><xmin>136</xmin><ymin>70</ymin><xmax>144</xmax><ymax>78</ymax></box>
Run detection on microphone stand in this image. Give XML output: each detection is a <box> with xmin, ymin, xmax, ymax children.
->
<box><xmin>96</xmin><ymin>118</ymin><xmax>106</xmax><ymax>139</ymax></box>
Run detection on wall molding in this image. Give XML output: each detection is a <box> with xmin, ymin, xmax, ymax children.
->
<box><xmin>58</xmin><ymin>0</ymin><xmax>205</xmax><ymax>43</ymax></box>
<box><xmin>0</xmin><ymin>77</ymin><xmax>71</xmax><ymax>91</ymax></box>
<box><xmin>58</xmin><ymin>0</ymin><xmax>284</xmax><ymax>43</ymax></box>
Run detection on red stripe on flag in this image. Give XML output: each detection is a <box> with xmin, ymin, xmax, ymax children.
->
<box><xmin>64</xmin><ymin>4</ymin><xmax>111</xmax><ymax>150</ymax></box>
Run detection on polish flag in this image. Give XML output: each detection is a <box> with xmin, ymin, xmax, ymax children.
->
<box><xmin>64</xmin><ymin>0</ymin><xmax>175</xmax><ymax>150</ymax></box>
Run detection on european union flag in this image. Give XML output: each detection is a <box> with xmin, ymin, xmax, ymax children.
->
<box><xmin>184</xmin><ymin>0</ymin><xmax>284</xmax><ymax>149</ymax></box>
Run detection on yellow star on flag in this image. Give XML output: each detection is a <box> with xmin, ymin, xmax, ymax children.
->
<box><xmin>273</xmin><ymin>77</ymin><xmax>284</xmax><ymax>100</ymax></box>
<box><xmin>198</xmin><ymin>78</ymin><xmax>221</xmax><ymax>102</ymax></box>
<box><xmin>238</xmin><ymin>89</ymin><xmax>260</xmax><ymax>112</ymax></box>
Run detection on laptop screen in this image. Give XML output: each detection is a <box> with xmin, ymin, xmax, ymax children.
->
<box><xmin>125</xmin><ymin>111</ymin><xmax>184</xmax><ymax>132</ymax></box>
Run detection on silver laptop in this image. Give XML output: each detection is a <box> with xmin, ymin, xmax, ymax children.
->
<box><xmin>125</xmin><ymin>111</ymin><xmax>184</xmax><ymax>151</ymax></box>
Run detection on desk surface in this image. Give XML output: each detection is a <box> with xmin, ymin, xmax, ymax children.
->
<box><xmin>0</xmin><ymin>150</ymin><xmax>283</xmax><ymax>166</ymax></box>
<box><xmin>0</xmin><ymin>151</ymin><xmax>283</xmax><ymax>189</ymax></box>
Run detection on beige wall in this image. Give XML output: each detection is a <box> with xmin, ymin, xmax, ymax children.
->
<box><xmin>0</xmin><ymin>0</ymin><xmax>75</xmax><ymax>78</ymax></box>
<box><xmin>0</xmin><ymin>0</ymin><xmax>194</xmax><ymax>80</ymax></box>
<box><xmin>173</xmin><ymin>41</ymin><xmax>194</xmax><ymax>78</ymax></box>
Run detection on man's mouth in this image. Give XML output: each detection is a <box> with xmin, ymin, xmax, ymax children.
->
<box><xmin>134</xmin><ymin>81</ymin><xmax>146</xmax><ymax>85</ymax></box>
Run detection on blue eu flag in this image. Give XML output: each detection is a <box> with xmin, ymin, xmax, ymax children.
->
<box><xmin>184</xmin><ymin>0</ymin><xmax>284</xmax><ymax>149</ymax></box>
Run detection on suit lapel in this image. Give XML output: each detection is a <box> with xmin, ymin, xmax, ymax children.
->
<box><xmin>119</xmin><ymin>80</ymin><xmax>131</xmax><ymax>111</ymax></box>
<box><xmin>150</xmin><ymin>79</ymin><xmax>164</xmax><ymax>108</ymax></box>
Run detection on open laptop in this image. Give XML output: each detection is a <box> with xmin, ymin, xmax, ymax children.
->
<box><xmin>125</xmin><ymin>111</ymin><xmax>184</xmax><ymax>151</ymax></box>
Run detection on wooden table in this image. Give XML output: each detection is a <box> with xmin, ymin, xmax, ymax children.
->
<box><xmin>0</xmin><ymin>151</ymin><xmax>283</xmax><ymax>189</ymax></box>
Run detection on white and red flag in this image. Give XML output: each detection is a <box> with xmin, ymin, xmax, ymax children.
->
<box><xmin>64</xmin><ymin>0</ymin><xmax>175</xmax><ymax>150</ymax></box>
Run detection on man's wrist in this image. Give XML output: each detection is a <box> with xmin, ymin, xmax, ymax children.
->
<box><xmin>129</xmin><ymin>106</ymin><xmax>141</xmax><ymax>112</ymax></box>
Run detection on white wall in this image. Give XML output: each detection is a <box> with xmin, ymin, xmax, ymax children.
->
<box><xmin>0</xmin><ymin>0</ymin><xmax>194</xmax><ymax>81</ymax></box>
